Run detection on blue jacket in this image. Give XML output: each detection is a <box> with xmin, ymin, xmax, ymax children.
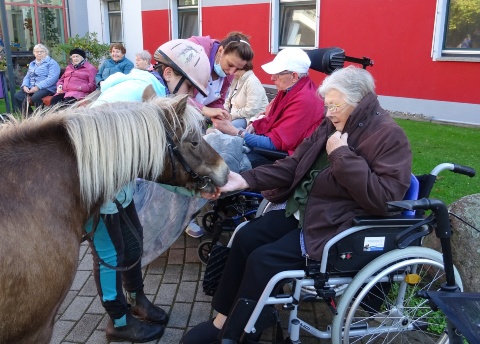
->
<box><xmin>95</xmin><ymin>56</ymin><xmax>134</xmax><ymax>86</ymax></box>
<box><xmin>22</xmin><ymin>56</ymin><xmax>61</xmax><ymax>93</ymax></box>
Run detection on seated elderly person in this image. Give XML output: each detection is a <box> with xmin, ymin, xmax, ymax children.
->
<box><xmin>13</xmin><ymin>44</ymin><xmax>60</xmax><ymax>115</ymax></box>
<box><xmin>180</xmin><ymin>66</ymin><xmax>412</xmax><ymax>344</ymax></box>
<box><xmin>134</xmin><ymin>50</ymin><xmax>162</xmax><ymax>82</ymax></box>
<box><xmin>212</xmin><ymin>47</ymin><xmax>324</xmax><ymax>167</ymax></box>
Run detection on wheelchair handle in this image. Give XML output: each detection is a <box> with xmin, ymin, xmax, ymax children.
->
<box><xmin>431</xmin><ymin>163</ymin><xmax>476</xmax><ymax>177</ymax></box>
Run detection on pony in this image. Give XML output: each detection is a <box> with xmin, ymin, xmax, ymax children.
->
<box><xmin>0</xmin><ymin>94</ymin><xmax>229</xmax><ymax>344</ymax></box>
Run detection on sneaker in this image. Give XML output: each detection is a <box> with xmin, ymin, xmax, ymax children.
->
<box><xmin>185</xmin><ymin>221</ymin><xmax>204</xmax><ymax>238</ymax></box>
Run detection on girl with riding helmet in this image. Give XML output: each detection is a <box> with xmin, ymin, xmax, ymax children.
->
<box><xmin>84</xmin><ymin>39</ymin><xmax>214</xmax><ymax>343</ymax></box>
<box><xmin>188</xmin><ymin>32</ymin><xmax>254</xmax><ymax>121</ymax></box>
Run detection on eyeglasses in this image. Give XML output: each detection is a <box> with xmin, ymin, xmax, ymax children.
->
<box><xmin>34</xmin><ymin>50</ymin><xmax>46</xmax><ymax>54</ymax></box>
<box><xmin>324</xmin><ymin>103</ymin><xmax>346</xmax><ymax>113</ymax></box>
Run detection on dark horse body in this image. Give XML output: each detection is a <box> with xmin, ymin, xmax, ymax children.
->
<box><xmin>0</xmin><ymin>95</ymin><xmax>228</xmax><ymax>343</ymax></box>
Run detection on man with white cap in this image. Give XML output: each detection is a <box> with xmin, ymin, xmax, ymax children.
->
<box><xmin>212</xmin><ymin>47</ymin><xmax>324</xmax><ymax>167</ymax></box>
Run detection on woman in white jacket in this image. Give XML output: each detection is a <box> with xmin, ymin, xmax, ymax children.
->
<box><xmin>225</xmin><ymin>62</ymin><xmax>269</xmax><ymax>129</ymax></box>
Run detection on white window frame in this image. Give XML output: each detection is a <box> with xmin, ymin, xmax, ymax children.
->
<box><xmin>170</xmin><ymin>0</ymin><xmax>202</xmax><ymax>40</ymax></box>
<box><xmin>432</xmin><ymin>0</ymin><xmax>480</xmax><ymax>61</ymax></box>
<box><xmin>270</xmin><ymin>0</ymin><xmax>320</xmax><ymax>53</ymax></box>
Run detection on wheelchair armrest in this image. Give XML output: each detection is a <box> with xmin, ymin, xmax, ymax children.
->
<box><xmin>252</xmin><ymin>147</ymin><xmax>288</xmax><ymax>161</ymax></box>
<box><xmin>352</xmin><ymin>215</ymin><xmax>424</xmax><ymax>227</ymax></box>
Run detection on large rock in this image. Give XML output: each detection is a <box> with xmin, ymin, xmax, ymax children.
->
<box><xmin>423</xmin><ymin>194</ymin><xmax>480</xmax><ymax>292</ymax></box>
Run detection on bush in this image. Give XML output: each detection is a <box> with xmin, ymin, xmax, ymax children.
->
<box><xmin>53</xmin><ymin>32</ymin><xmax>110</xmax><ymax>68</ymax></box>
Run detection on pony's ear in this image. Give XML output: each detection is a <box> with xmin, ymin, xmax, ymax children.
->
<box><xmin>142</xmin><ymin>84</ymin><xmax>157</xmax><ymax>102</ymax></box>
<box><xmin>169</xmin><ymin>94</ymin><xmax>189</xmax><ymax>115</ymax></box>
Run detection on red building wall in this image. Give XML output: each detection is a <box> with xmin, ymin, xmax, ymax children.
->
<box><xmin>141</xmin><ymin>1</ymin><xmax>479</xmax><ymax>105</ymax></box>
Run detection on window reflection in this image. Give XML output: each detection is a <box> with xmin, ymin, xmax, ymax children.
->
<box><xmin>38</xmin><ymin>7</ymin><xmax>64</xmax><ymax>48</ymax></box>
<box><xmin>444</xmin><ymin>0</ymin><xmax>480</xmax><ymax>50</ymax></box>
<box><xmin>280</xmin><ymin>2</ymin><xmax>316</xmax><ymax>47</ymax></box>
<box><xmin>5</xmin><ymin>5</ymin><xmax>37</xmax><ymax>51</ymax></box>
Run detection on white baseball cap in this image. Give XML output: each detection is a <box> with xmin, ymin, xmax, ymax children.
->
<box><xmin>261</xmin><ymin>47</ymin><xmax>311</xmax><ymax>75</ymax></box>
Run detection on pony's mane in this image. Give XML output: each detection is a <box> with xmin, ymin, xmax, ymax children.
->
<box><xmin>1</xmin><ymin>96</ymin><xmax>203</xmax><ymax>209</ymax></box>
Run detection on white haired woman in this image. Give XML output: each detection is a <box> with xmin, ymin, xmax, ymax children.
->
<box><xmin>181</xmin><ymin>66</ymin><xmax>413</xmax><ymax>343</ymax></box>
<box><xmin>13</xmin><ymin>44</ymin><xmax>60</xmax><ymax>115</ymax></box>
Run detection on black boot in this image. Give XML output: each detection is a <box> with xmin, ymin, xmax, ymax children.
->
<box><xmin>127</xmin><ymin>290</ymin><xmax>169</xmax><ymax>324</ymax></box>
<box><xmin>106</xmin><ymin>311</ymin><xmax>164</xmax><ymax>343</ymax></box>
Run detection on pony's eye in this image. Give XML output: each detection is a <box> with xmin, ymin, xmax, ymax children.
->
<box><xmin>191</xmin><ymin>141</ymin><xmax>199</xmax><ymax>147</ymax></box>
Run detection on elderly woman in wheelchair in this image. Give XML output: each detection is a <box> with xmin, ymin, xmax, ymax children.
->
<box><xmin>181</xmin><ymin>65</ymin><xmax>412</xmax><ymax>344</ymax></box>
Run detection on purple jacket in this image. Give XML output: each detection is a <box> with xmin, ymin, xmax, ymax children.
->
<box><xmin>56</xmin><ymin>61</ymin><xmax>97</xmax><ymax>99</ymax></box>
<box><xmin>188</xmin><ymin>35</ymin><xmax>234</xmax><ymax>110</ymax></box>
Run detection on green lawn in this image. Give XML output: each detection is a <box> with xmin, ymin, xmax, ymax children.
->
<box><xmin>1</xmin><ymin>99</ymin><xmax>478</xmax><ymax>205</ymax></box>
<box><xmin>395</xmin><ymin>118</ymin><xmax>479</xmax><ymax>205</ymax></box>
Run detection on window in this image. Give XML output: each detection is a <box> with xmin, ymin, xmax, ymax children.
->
<box><xmin>271</xmin><ymin>0</ymin><xmax>319</xmax><ymax>53</ymax></box>
<box><xmin>108</xmin><ymin>0</ymin><xmax>122</xmax><ymax>43</ymax></box>
<box><xmin>177</xmin><ymin>0</ymin><xmax>198</xmax><ymax>39</ymax></box>
<box><xmin>4</xmin><ymin>0</ymin><xmax>66</xmax><ymax>54</ymax></box>
<box><xmin>432</xmin><ymin>0</ymin><xmax>480</xmax><ymax>59</ymax></box>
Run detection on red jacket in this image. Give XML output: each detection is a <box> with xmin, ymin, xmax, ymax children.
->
<box><xmin>253</xmin><ymin>77</ymin><xmax>324</xmax><ymax>154</ymax></box>
<box><xmin>56</xmin><ymin>61</ymin><xmax>97</xmax><ymax>100</ymax></box>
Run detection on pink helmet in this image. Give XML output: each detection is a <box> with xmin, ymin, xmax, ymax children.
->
<box><xmin>154</xmin><ymin>39</ymin><xmax>210</xmax><ymax>96</ymax></box>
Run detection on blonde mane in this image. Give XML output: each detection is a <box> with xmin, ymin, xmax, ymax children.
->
<box><xmin>62</xmin><ymin>96</ymin><xmax>202</xmax><ymax>208</ymax></box>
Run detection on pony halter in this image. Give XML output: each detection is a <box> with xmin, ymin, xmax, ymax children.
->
<box><xmin>165</xmin><ymin>131</ymin><xmax>212</xmax><ymax>190</ymax></box>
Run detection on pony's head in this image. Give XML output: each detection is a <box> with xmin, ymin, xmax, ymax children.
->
<box><xmin>64</xmin><ymin>90</ymin><xmax>229</xmax><ymax>208</ymax></box>
<box><xmin>143</xmin><ymin>91</ymin><xmax>230</xmax><ymax>192</ymax></box>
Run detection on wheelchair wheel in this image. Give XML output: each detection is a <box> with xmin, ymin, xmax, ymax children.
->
<box><xmin>331</xmin><ymin>247</ymin><xmax>463</xmax><ymax>344</ymax></box>
<box><xmin>198</xmin><ymin>240</ymin><xmax>213</xmax><ymax>265</ymax></box>
<box><xmin>202</xmin><ymin>210</ymin><xmax>222</xmax><ymax>233</ymax></box>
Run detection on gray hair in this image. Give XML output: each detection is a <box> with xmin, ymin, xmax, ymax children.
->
<box><xmin>135</xmin><ymin>50</ymin><xmax>152</xmax><ymax>62</ymax></box>
<box><xmin>318</xmin><ymin>66</ymin><xmax>375</xmax><ymax>106</ymax></box>
<box><xmin>33</xmin><ymin>44</ymin><xmax>49</xmax><ymax>55</ymax></box>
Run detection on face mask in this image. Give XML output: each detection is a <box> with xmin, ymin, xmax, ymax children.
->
<box><xmin>214</xmin><ymin>54</ymin><xmax>227</xmax><ymax>78</ymax></box>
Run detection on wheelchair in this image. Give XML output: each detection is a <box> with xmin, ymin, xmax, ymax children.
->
<box><xmin>198</xmin><ymin>190</ymin><xmax>264</xmax><ymax>264</ymax></box>
<box><xmin>207</xmin><ymin>162</ymin><xmax>476</xmax><ymax>343</ymax></box>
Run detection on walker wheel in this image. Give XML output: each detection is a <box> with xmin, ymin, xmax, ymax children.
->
<box><xmin>197</xmin><ymin>240</ymin><xmax>213</xmax><ymax>265</ymax></box>
<box><xmin>201</xmin><ymin>210</ymin><xmax>220</xmax><ymax>233</ymax></box>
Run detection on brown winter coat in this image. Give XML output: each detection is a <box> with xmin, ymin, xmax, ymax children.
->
<box><xmin>241</xmin><ymin>93</ymin><xmax>412</xmax><ymax>260</ymax></box>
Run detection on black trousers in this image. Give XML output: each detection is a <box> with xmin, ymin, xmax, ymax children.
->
<box><xmin>49</xmin><ymin>93</ymin><xmax>78</xmax><ymax>107</ymax></box>
<box><xmin>212</xmin><ymin>210</ymin><xmax>303</xmax><ymax>316</ymax></box>
<box><xmin>89</xmin><ymin>201</ymin><xmax>144</xmax><ymax>320</ymax></box>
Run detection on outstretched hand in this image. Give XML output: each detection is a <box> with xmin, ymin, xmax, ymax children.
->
<box><xmin>326</xmin><ymin>131</ymin><xmax>348</xmax><ymax>155</ymax></box>
<box><xmin>200</xmin><ymin>187</ymin><xmax>222</xmax><ymax>200</ymax></box>
<box><xmin>219</xmin><ymin>171</ymin><xmax>250</xmax><ymax>194</ymax></box>
<box><xmin>202</xmin><ymin>106</ymin><xmax>231</xmax><ymax>121</ymax></box>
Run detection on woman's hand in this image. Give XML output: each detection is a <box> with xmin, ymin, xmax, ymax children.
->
<box><xmin>245</xmin><ymin>123</ymin><xmax>255</xmax><ymax>134</ymax></box>
<box><xmin>212</xmin><ymin>117</ymin><xmax>238</xmax><ymax>136</ymax></box>
<box><xmin>219</xmin><ymin>171</ymin><xmax>250</xmax><ymax>194</ymax></box>
<box><xmin>202</xmin><ymin>106</ymin><xmax>231</xmax><ymax>120</ymax></box>
<box><xmin>326</xmin><ymin>131</ymin><xmax>348</xmax><ymax>155</ymax></box>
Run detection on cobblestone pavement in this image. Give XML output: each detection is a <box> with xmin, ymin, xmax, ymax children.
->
<box><xmin>50</xmin><ymin>232</ymin><xmax>331</xmax><ymax>344</ymax></box>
